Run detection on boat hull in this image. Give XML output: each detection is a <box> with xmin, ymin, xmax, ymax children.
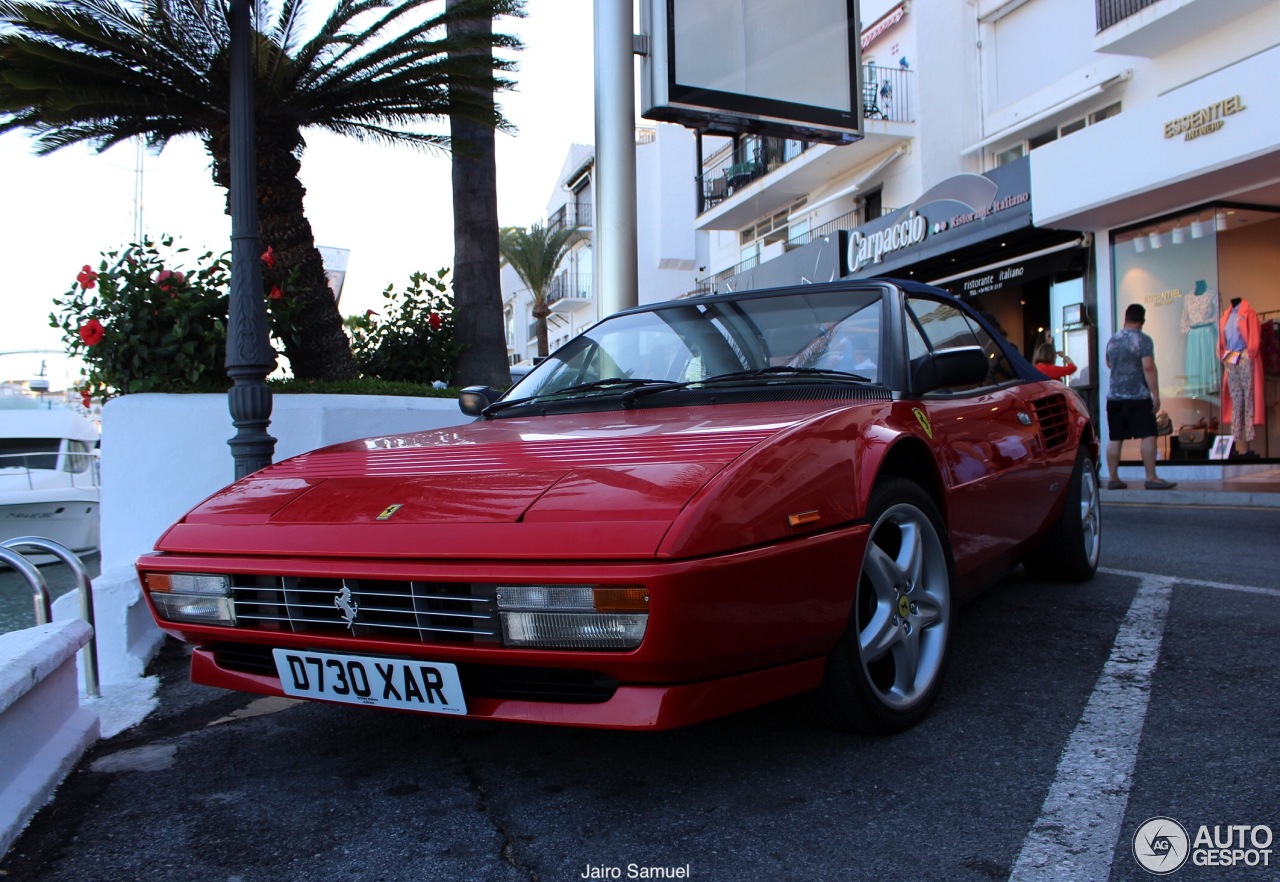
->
<box><xmin>0</xmin><ymin>496</ymin><xmax>100</xmax><ymax>563</ymax></box>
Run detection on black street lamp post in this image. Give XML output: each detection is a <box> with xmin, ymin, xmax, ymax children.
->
<box><xmin>225</xmin><ymin>0</ymin><xmax>277</xmax><ymax>479</ymax></box>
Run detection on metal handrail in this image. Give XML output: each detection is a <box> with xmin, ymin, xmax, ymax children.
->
<box><xmin>0</xmin><ymin>545</ymin><xmax>51</xmax><ymax>624</ymax></box>
<box><xmin>1</xmin><ymin>536</ymin><xmax>100</xmax><ymax>698</ymax></box>
<box><xmin>0</xmin><ymin>450</ymin><xmax>100</xmax><ymax>491</ymax></box>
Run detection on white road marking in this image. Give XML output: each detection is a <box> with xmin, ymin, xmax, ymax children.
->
<box><xmin>1008</xmin><ymin>574</ymin><xmax>1174</xmax><ymax>882</ymax></box>
<box><xmin>1009</xmin><ymin>567</ymin><xmax>1280</xmax><ymax>882</ymax></box>
<box><xmin>1101</xmin><ymin>566</ymin><xmax>1280</xmax><ymax>599</ymax></box>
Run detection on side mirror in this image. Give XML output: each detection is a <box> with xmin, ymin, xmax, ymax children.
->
<box><xmin>911</xmin><ymin>345</ymin><xmax>990</xmax><ymax>394</ymax></box>
<box><xmin>458</xmin><ymin>385</ymin><xmax>502</xmax><ymax>417</ymax></box>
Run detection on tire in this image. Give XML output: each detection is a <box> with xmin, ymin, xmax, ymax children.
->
<box><xmin>813</xmin><ymin>477</ymin><xmax>954</xmax><ymax>734</ymax></box>
<box><xmin>1023</xmin><ymin>447</ymin><xmax>1101</xmax><ymax>582</ymax></box>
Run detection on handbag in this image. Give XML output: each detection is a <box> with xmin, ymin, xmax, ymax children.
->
<box><xmin>1178</xmin><ymin>425</ymin><xmax>1209</xmax><ymax>451</ymax></box>
<box><xmin>1155</xmin><ymin>410</ymin><xmax>1172</xmax><ymax>436</ymax></box>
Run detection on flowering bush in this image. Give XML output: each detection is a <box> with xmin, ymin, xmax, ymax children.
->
<box><xmin>50</xmin><ymin>238</ymin><xmax>316</xmax><ymax>397</ymax></box>
<box><xmin>51</xmin><ymin>238</ymin><xmax>232</xmax><ymax>397</ymax></box>
<box><xmin>347</xmin><ymin>269</ymin><xmax>463</xmax><ymax>385</ymax></box>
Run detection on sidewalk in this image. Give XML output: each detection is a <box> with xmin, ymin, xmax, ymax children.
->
<box><xmin>1100</xmin><ymin>465</ymin><xmax>1280</xmax><ymax>508</ymax></box>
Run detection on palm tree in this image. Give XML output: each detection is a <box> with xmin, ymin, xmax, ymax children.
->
<box><xmin>447</xmin><ymin>0</ymin><xmax>511</xmax><ymax>388</ymax></box>
<box><xmin>499</xmin><ymin>222</ymin><xmax>578</xmax><ymax>359</ymax></box>
<box><xmin>0</xmin><ymin>0</ymin><xmax>522</xmax><ymax>380</ymax></box>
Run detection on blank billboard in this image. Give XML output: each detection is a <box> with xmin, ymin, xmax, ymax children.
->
<box><xmin>642</xmin><ymin>0</ymin><xmax>863</xmax><ymax>143</ymax></box>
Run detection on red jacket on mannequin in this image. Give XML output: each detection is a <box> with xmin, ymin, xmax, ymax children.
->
<box><xmin>1219</xmin><ymin>298</ymin><xmax>1265</xmax><ymax>426</ymax></box>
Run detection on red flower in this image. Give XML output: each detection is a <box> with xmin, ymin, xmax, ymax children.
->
<box><xmin>261</xmin><ymin>246</ymin><xmax>276</xmax><ymax>269</ymax></box>
<box><xmin>156</xmin><ymin>269</ymin><xmax>186</xmax><ymax>292</ymax></box>
<box><xmin>78</xmin><ymin>318</ymin><xmax>105</xmax><ymax>347</ymax></box>
<box><xmin>429</xmin><ymin>311</ymin><xmax>442</xmax><ymax>331</ymax></box>
<box><xmin>77</xmin><ymin>265</ymin><xmax>98</xmax><ymax>290</ymax></box>
<box><xmin>365</xmin><ymin>309</ymin><xmax>379</xmax><ymax>318</ymax></box>
<box><xmin>269</xmin><ymin>285</ymin><xmax>284</xmax><ymax>300</ymax></box>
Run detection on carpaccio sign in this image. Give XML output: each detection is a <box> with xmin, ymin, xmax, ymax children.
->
<box><xmin>844</xmin><ymin>161</ymin><xmax>1035</xmax><ymax>277</ymax></box>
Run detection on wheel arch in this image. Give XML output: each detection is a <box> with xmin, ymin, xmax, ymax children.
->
<box><xmin>866</xmin><ymin>434</ymin><xmax>947</xmax><ymax>523</ymax></box>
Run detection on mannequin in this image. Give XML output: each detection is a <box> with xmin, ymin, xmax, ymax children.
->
<box><xmin>1180</xmin><ymin>279</ymin><xmax>1219</xmax><ymax>397</ymax></box>
<box><xmin>1219</xmin><ymin>296</ymin><xmax>1264</xmax><ymax>457</ymax></box>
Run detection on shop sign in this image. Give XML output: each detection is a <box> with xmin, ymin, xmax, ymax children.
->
<box><xmin>936</xmin><ymin>246</ymin><xmax>1083</xmax><ymax>300</ymax></box>
<box><xmin>842</xmin><ymin>160</ymin><xmax>1038</xmax><ymax>280</ymax></box>
<box><xmin>1164</xmin><ymin>95</ymin><xmax>1245</xmax><ymax>142</ymax></box>
<box><xmin>847</xmin><ymin>211</ymin><xmax>927</xmax><ymax>272</ymax></box>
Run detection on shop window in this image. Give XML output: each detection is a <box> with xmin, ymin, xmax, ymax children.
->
<box><xmin>1111</xmin><ymin>206</ymin><xmax>1280</xmax><ymax>461</ymax></box>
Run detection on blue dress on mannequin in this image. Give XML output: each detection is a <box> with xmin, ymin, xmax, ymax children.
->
<box><xmin>1181</xmin><ymin>280</ymin><xmax>1220</xmax><ymax>397</ymax></box>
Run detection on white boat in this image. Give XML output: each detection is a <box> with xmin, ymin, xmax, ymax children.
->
<box><xmin>0</xmin><ymin>395</ymin><xmax>100</xmax><ymax>563</ymax></box>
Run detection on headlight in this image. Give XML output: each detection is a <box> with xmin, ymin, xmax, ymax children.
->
<box><xmin>145</xmin><ymin>572</ymin><xmax>235</xmax><ymax>626</ymax></box>
<box><xmin>496</xmin><ymin>585</ymin><xmax>648</xmax><ymax>649</ymax></box>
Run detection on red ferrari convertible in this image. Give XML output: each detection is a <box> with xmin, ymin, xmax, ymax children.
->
<box><xmin>138</xmin><ymin>279</ymin><xmax>1099</xmax><ymax>733</ymax></box>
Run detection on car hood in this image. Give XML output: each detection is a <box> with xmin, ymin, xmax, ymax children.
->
<box><xmin>154</xmin><ymin>405</ymin><xmax>839</xmax><ymax>560</ymax></box>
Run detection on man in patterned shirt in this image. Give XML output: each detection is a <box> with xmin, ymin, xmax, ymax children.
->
<box><xmin>1105</xmin><ymin>303</ymin><xmax>1176</xmax><ymax>490</ymax></box>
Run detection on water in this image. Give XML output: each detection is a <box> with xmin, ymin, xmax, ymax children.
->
<box><xmin>0</xmin><ymin>552</ymin><xmax>101</xmax><ymax>635</ymax></box>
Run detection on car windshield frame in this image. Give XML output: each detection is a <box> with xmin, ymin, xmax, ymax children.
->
<box><xmin>500</xmin><ymin>286</ymin><xmax>887</xmax><ymax>413</ymax></box>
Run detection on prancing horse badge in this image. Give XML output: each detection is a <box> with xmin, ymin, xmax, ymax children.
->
<box><xmin>376</xmin><ymin>504</ymin><xmax>404</xmax><ymax>521</ymax></box>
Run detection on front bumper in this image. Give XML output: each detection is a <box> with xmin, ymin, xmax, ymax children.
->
<box><xmin>140</xmin><ymin>525</ymin><xmax>867</xmax><ymax>729</ymax></box>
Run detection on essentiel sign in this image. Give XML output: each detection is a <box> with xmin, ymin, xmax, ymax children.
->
<box><xmin>1164</xmin><ymin>95</ymin><xmax>1245</xmax><ymax>142</ymax></box>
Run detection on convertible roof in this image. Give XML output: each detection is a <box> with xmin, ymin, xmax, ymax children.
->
<box><xmin>626</xmin><ymin>277</ymin><xmax>1043</xmax><ymax>383</ymax></box>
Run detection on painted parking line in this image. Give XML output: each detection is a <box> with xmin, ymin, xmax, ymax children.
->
<box><xmin>1100</xmin><ymin>566</ymin><xmax>1280</xmax><ymax>599</ymax></box>
<box><xmin>1008</xmin><ymin>574</ymin><xmax>1173</xmax><ymax>882</ymax></box>
<box><xmin>1009</xmin><ymin>567</ymin><xmax>1280</xmax><ymax>882</ymax></box>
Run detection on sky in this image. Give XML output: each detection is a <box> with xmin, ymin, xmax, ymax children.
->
<box><xmin>0</xmin><ymin>0</ymin><xmax>598</xmax><ymax>388</ymax></box>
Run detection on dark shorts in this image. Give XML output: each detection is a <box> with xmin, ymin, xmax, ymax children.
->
<box><xmin>1107</xmin><ymin>398</ymin><xmax>1157</xmax><ymax>440</ymax></box>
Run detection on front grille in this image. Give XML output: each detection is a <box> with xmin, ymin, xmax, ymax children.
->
<box><xmin>209</xmin><ymin>644</ymin><xmax>620</xmax><ymax>704</ymax></box>
<box><xmin>1031</xmin><ymin>394</ymin><xmax>1072</xmax><ymax>453</ymax></box>
<box><xmin>230</xmin><ymin>576</ymin><xmax>499</xmax><ymax>645</ymax></box>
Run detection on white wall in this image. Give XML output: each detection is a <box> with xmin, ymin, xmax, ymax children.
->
<box><xmin>99</xmin><ymin>393</ymin><xmax>473</xmax><ymax>572</ymax></box>
<box><xmin>638</xmin><ymin>124</ymin><xmax>699</xmax><ymax>304</ymax></box>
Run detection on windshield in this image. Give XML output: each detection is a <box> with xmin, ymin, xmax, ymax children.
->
<box><xmin>513</xmin><ymin>288</ymin><xmax>883</xmax><ymax>400</ymax></box>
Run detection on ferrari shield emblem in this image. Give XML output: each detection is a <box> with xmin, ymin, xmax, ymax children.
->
<box><xmin>912</xmin><ymin>407</ymin><xmax>934</xmax><ymax>439</ymax></box>
<box><xmin>376</xmin><ymin>504</ymin><xmax>404</xmax><ymax>521</ymax></box>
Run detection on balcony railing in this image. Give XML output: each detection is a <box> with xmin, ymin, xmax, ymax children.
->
<box><xmin>547</xmin><ymin>202</ymin><xmax>592</xmax><ymax>234</ymax></box>
<box><xmin>698</xmin><ymin>64</ymin><xmax>913</xmax><ymax>214</ymax></box>
<box><xmin>691</xmin><ymin>206</ymin><xmax>899</xmax><ymax>296</ymax></box>
<box><xmin>546</xmin><ymin>271</ymin><xmax>593</xmax><ymax>310</ymax></box>
<box><xmin>1095</xmin><ymin>0</ymin><xmax>1159</xmax><ymax>31</ymax></box>
<box><xmin>786</xmin><ymin>208</ymin><xmax>866</xmax><ymax>249</ymax></box>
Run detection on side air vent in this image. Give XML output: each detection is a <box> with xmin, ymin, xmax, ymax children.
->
<box><xmin>1031</xmin><ymin>394</ymin><xmax>1072</xmax><ymax>453</ymax></box>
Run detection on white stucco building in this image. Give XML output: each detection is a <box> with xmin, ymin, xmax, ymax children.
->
<box><xmin>682</xmin><ymin>0</ymin><xmax>1280</xmax><ymax>468</ymax></box>
<box><xmin>501</xmin><ymin>123</ymin><xmax>699</xmax><ymax>368</ymax></box>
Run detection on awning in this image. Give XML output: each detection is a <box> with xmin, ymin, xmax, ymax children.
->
<box><xmin>928</xmin><ymin>236</ymin><xmax>1090</xmax><ymax>299</ymax></box>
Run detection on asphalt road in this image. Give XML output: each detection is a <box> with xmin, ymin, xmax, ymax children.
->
<box><xmin>2</xmin><ymin>504</ymin><xmax>1277</xmax><ymax>882</ymax></box>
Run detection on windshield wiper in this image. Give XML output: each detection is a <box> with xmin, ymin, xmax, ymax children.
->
<box><xmin>700</xmin><ymin>366</ymin><xmax>873</xmax><ymax>384</ymax></box>
<box><xmin>553</xmin><ymin>377</ymin><xmax>676</xmax><ymax>395</ymax></box>
<box><xmin>620</xmin><ymin>366</ymin><xmax>874</xmax><ymax>403</ymax></box>
<box><xmin>481</xmin><ymin>377</ymin><xmax>680</xmax><ymax>416</ymax></box>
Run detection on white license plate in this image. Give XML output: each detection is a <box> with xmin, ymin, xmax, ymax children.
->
<box><xmin>272</xmin><ymin>649</ymin><xmax>467</xmax><ymax>716</ymax></box>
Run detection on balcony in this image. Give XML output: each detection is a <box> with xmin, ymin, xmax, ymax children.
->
<box><xmin>1095</xmin><ymin>0</ymin><xmax>1159</xmax><ymax>31</ymax></box>
<box><xmin>696</xmin><ymin>64</ymin><xmax>914</xmax><ymax>230</ymax></box>
<box><xmin>547</xmin><ymin>202</ymin><xmax>592</xmax><ymax>234</ymax></box>
<box><xmin>1094</xmin><ymin>0</ymin><xmax>1274</xmax><ymax>55</ymax></box>
<box><xmin>545</xmin><ymin>271</ymin><xmax>593</xmax><ymax>313</ymax></box>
